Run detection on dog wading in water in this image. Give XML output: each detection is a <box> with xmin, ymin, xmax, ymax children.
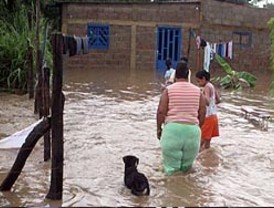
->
<box><xmin>122</xmin><ymin>155</ymin><xmax>150</xmax><ymax>196</ymax></box>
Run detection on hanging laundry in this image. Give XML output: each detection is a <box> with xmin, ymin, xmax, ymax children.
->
<box><xmin>217</xmin><ymin>43</ymin><xmax>223</xmax><ymax>57</ymax></box>
<box><xmin>198</xmin><ymin>38</ymin><xmax>233</xmax><ymax>72</ymax></box>
<box><xmin>190</xmin><ymin>30</ymin><xmax>196</xmax><ymax>38</ymax></box>
<box><xmin>67</xmin><ymin>36</ymin><xmax>77</xmax><ymax>56</ymax></box>
<box><xmin>222</xmin><ymin>43</ymin><xmax>226</xmax><ymax>58</ymax></box>
<box><xmin>210</xmin><ymin>43</ymin><xmax>214</xmax><ymax>60</ymax></box>
<box><xmin>213</xmin><ymin>43</ymin><xmax>217</xmax><ymax>55</ymax></box>
<box><xmin>228</xmin><ymin>41</ymin><xmax>233</xmax><ymax>59</ymax></box>
<box><xmin>82</xmin><ymin>37</ymin><xmax>89</xmax><ymax>54</ymax></box>
<box><xmin>65</xmin><ymin>35</ymin><xmax>91</xmax><ymax>56</ymax></box>
<box><xmin>196</xmin><ymin>36</ymin><xmax>201</xmax><ymax>49</ymax></box>
<box><xmin>75</xmin><ymin>37</ymin><xmax>82</xmax><ymax>55</ymax></box>
<box><xmin>203</xmin><ymin>41</ymin><xmax>211</xmax><ymax>72</ymax></box>
<box><xmin>225</xmin><ymin>42</ymin><xmax>229</xmax><ymax>58</ymax></box>
<box><xmin>63</xmin><ymin>35</ymin><xmax>69</xmax><ymax>54</ymax></box>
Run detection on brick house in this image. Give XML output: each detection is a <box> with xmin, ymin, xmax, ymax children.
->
<box><xmin>57</xmin><ymin>0</ymin><xmax>274</xmax><ymax>76</ymax></box>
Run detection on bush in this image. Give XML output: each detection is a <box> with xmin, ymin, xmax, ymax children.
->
<box><xmin>0</xmin><ymin>5</ymin><xmax>35</xmax><ymax>92</ymax></box>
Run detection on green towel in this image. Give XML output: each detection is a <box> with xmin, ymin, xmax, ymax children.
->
<box><xmin>160</xmin><ymin>122</ymin><xmax>201</xmax><ymax>176</ymax></box>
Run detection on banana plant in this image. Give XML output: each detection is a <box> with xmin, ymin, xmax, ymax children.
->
<box><xmin>213</xmin><ymin>53</ymin><xmax>257</xmax><ymax>90</ymax></box>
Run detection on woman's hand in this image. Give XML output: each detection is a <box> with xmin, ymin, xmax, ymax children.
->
<box><xmin>157</xmin><ymin>128</ymin><xmax>162</xmax><ymax>140</ymax></box>
<box><xmin>157</xmin><ymin>89</ymin><xmax>168</xmax><ymax>141</ymax></box>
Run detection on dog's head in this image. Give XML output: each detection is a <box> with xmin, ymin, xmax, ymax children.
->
<box><xmin>123</xmin><ymin>155</ymin><xmax>139</xmax><ymax>169</ymax></box>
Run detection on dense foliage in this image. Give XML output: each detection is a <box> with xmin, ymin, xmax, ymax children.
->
<box><xmin>0</xmin><ymin>0</ymin><xmax>58</xmax><ymax>93</ymax></box>
<box><xmin>0</xmin><ymin>3</ymin><xmax>33</xmax><ymax>92</ymax></box>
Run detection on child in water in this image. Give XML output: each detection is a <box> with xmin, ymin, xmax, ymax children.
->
<box><xmin>196</xmin><ymin>70</ymin><xmax>220</xmax><ymax>150</ymax></box>
<box><xmin>169</xmin><ymin>57</ymin><xmax>191</xmax><ymax>83</ymax></box>
<box><xmin>164</xmin><ymin>58</ymin><xmax>175</xmax><ymax>86</ymax></box>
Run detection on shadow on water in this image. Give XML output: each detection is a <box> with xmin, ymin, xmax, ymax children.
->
<box><xmin>0</xmin><ymin>67</ymin><xmax>274</xmax><ymax>206</ymax></box>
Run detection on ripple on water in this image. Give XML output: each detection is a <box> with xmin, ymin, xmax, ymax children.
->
<box><xmin>1</xmin><ymin>70</ymin><xmax>274</xmax><ymax>207</ymax></box>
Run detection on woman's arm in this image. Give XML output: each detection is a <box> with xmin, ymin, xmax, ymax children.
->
<box><xmin>157</xmin><ymin>89</ymin><xmax>169</xmax><ymax>139</ymax></box>
<box><xmin>215</xmin><ymin>89</ymin><xmax>221</xmax><ymax>104</ymax></box>
<box><xmin>198</xmin><ymin>92</ymin><xmax>206</xmax><ymax>128</ymax></box>
<box><xmin>203</xmin><ymin>85</ymin><xmax>210</xmax><ymax>106</ymax></box>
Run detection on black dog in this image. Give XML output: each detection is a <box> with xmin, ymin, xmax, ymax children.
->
<box><xmin>122</xmin><ymin>155</ymin><xmax>150</xmax><ymax>196</ymax></box>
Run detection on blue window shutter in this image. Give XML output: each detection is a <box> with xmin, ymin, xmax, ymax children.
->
<box><xmin>87</xmin><ymin>23</ymin><xmax>110</xmax><ymax>49</ymax></box>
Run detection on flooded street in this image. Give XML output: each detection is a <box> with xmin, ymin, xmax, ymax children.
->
<box><xmin>0</xmin><ymin>68</ymin><xmax>274</xmax><ymax>207</ymax></box>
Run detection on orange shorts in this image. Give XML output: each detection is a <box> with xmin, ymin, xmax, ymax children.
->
<box><xmin>201</xmin><ymin>115</ymin><xmax>219</xmax><ymax>140</ymax></box>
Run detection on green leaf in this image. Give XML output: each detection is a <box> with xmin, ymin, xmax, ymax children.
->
<box><xmin>214</xmin><ymin>53</ymin><xmax>257</xmax><ymax>90</ymax></box>
<box><xmin>215</xmin><ymin>53</ymin><xmax>234</xmax><ymax>75</ymax></box>
<box><xmin>237</xmin><ymin>71</ymin><xmax>257</xmax><ymax>87</ymax></box>
<box><xmin>220</xmin><ymin>75</ymin><xmax>232</xmax><ymax>85</ymax></box>
<box><xmin>238</xmin><ymin>78</ymin><xmax>251</xmax><ymax>87</ymax></box>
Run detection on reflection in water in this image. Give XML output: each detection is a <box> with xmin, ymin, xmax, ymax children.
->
<box><xmin>0</xmin><ymin>67</ymin><xmax>274</xmax><ymax>207</ymax></box>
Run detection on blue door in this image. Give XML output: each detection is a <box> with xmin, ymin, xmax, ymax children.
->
<box><xmin>156</xmin><ymin>26</ymin><xmax>182</xmax><ymax>74</ymax></box>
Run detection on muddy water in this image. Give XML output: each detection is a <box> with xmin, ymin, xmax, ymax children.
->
<box><xmin>0</xmin><ymin>68</ymin><xmax>274</xmax><ymax>207</ymax></box>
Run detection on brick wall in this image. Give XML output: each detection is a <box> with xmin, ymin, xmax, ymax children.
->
<box><xmin>61</xmin><ymin>1</ymin><xmax>274</xmax><ymax>74</ymax></box>
<box><xmin>136</xmin><ymin>26</ymin><xmax>155</xmax><ymax>71</ymax></box>
<box><xmin>200</xmin><ymin>0</ymin><xmax>274</xmax><ymax>75</ymax></box>
<box><xmin>61</xmin><ymin>2</ymin><xmax>200</xmax><ymax>72</ymax></box>
<box><xmin>65</xmin><ymin>23</ymin><xmax>131</xmax><ymax>72</ymax></box>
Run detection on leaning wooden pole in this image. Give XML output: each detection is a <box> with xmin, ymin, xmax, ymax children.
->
<box><xmin>46</xmin><ymin>33</ymin><xmax>64</xmax><ymax>200</ymax></box>
<box><xmin>0</xmin><ymin>117</ymin><xmax>51</xmax><ymax>191</ymax></box>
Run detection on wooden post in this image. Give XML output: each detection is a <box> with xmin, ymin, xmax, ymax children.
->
<box><xmin>0</xmin><ymin>117</ymin><xmax>51</xmax><ymax>191</ymax></box>
<box><xmin>197</xmin><ymin>47</ymin><xmax>200</xmax><ymax>71</ymax></box>
<box><xmin>34</xmin><ymin>50</ymin><xmax>44</xmax><ymax>118</ymax></box>
<box><xmin>43</xmin><ymin>67</ymin><xmax>51</xmax><ymax>161</ymax></box>
<box><xmin>46</xmin><ymin>33</ymin><xmax>64</xmax><ymax>200</ymax></box>
<box><xmin>27</xmin><ymin>45</ymin><xmax>34</xmax><ymax>99</ymax></box>
<box><xmin>27</xmin><ymin>2</ymin><xmax>34</xmax><ymax>99</ymax></box>
<box><xmin>187</xmin><ymin>28</ymin><xmax>191</xmax><ymax>61</ymax></box>
<box><xmin>34</xmin><ymin>0</ymin><xmax>44</xmax><ymax>118</ymax></box>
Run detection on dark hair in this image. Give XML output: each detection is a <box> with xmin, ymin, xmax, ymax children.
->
<box><xmin>175</xmin><ymin>62</ymin><xmax>189</xmax><ymax>79</ymax></box>
<box><xmin>200</xmin><ymin>39</ymin><xmax>207</xmax><ymax>48</ymax></box>
<box><xmin>195</xmin><ymin>70</ymin><xmax>210</xmax><ymax>81</ymax></box>
<box><xmin>165</xmin><ymin>58</ymin><xmax>172</xmax><ymax>66</ymax></box>
<box><xmin>180</xmin><ymin>56</ymin><xmax>188</xmax><ymax>64</ymax></box>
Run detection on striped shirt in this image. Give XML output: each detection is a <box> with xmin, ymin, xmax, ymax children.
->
<box><xmin>165</xmin><ymin>81</ymin><xmax>201</xmax><ymax>125</ymax></box>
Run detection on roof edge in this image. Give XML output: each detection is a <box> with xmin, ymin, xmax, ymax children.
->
<box><xmin>55</xmin><ymin>0</ymin><xmax>201</xmax><ymax>4</ymax></box>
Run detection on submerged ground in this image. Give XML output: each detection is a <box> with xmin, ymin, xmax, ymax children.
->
<box><xmin>0</xmin><ymin>68</ymin><xmax>274</xmax><ymax>207</ymax></box>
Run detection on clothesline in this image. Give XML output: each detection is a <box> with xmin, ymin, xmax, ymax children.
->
<box><xmin>62</xmin><ymin>34</ymin><xmax>89</xmax><ymax>56</ymax></box>
<box><xmin>194</xmin><ymin>34</ymin><xmax>233</xmax><ymax>72</ymax></box>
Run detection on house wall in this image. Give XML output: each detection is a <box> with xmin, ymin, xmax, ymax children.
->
<box><xmin>200</xmin><ymin>0</ymin><xmax>274</xmax><ymax>75</ymax></box>
<box><xmin>60</xmin><ymin>1</ymin><xmax>274</xmax><ymax>74</ymax></box>
<box><xmin>61</xmin><ymin>2</ymin><xmax>201</xmax><ymax>72</ymax></box>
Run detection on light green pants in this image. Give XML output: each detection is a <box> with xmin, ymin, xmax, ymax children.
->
<box><xmin>160</xmin><ymin>122</ymin><xmax>201</xmax><ymax>176</ymax></box>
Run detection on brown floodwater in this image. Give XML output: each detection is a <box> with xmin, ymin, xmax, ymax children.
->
<box><xmin>0</xmin><ymin>67</ymin><xmax>274</xmax><ymax>207</ymax></box>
